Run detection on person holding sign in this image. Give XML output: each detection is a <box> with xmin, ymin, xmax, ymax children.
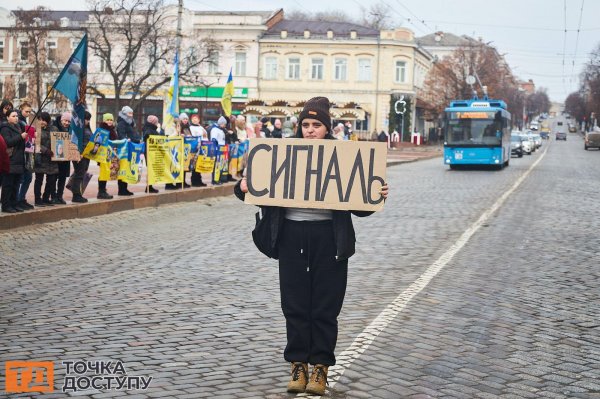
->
<box><xmin>235</xmin><ymin>97</ymin><xmax>388</xmax><ymax>396</ymax></box>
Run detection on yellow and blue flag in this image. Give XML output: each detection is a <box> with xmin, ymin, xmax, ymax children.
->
<box><xmin>221</xmin><ymin>68</ymin><xmax>234</xmax><ymax>117</ymax></box>
<box><xmin>163</xmin><ymin>52</ymin><xmax>180</xmax><ymax>135</ymax></box>
<box><xmin>53</xmin><ymin>34</ymin><xmax>87</xmax><ymax>152</ymax></box>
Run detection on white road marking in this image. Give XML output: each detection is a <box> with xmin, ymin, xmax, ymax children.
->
<box><xmin>326</xmin><ymin>149</ymin><xmax>549</xmax><ymax>390</ymax></box>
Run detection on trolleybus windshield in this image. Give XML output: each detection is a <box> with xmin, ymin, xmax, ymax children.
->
<box><xmin>445</xmin><ymin>112</ymin><xmax>503</xmax><ymax>146</ymax></box>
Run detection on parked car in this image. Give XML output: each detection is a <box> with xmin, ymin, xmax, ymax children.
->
<box><xmin>529</xmin><ymin>132</ymin><xmax>542</xmax><ymax>148</ymax></box>
<box><xmin>510</xmin><ymin>134</ymin><xmax>524</xmax><ymax>157</ymax></box>
<box><xmin>556</xmin><ymin>131</ymin><xmax>567</xmax><ymax>140</ymax></box>
<box><xmin>584</xmin><ymin>130</ymin><xmax>600</xmax><ymax>150</ymax></box>
<box><xmin>520</xmin><ymin>134</ymin><xmax>533</xmax><ymax>154</ymax></box>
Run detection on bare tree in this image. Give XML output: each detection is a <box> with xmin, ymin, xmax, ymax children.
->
<box><xmin>285</xmin><ymin>9</ymin><xmax>356</xmax><ymax>24</ymax></box>
<box><xmin>421</xmin><ymin>41</ymin><xmax>523</xmax><ymax>123</ymax></box>
<box><xmin>12</xmin><ymin>7</ymin><xmax>67</xmax><ymax>110</ymax></box>
<box><xmin>87</xmin><ymin>0</ymin><xmax>218</xmax><ymax>115</ymax></box>
<box><xmin>360</xmin><ymin>2</ymin><xmax>395</xmax><ymax>30</ymax></box>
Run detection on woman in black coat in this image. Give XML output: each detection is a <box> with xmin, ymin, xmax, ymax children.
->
<box><xmin>1</xmin><ymin>110</ymin><xmax>29</xmax><ymax>213</ymax></box>
<box><xmin>235</xmin><ymin>97</ymin><xmax>388</xmax><ymax>396</ymax></box>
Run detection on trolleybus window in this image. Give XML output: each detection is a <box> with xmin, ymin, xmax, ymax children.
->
<box><xmin>445</xmin><ymin>111</ymin><xmax>506</xmax><ymax>146</ymax></box>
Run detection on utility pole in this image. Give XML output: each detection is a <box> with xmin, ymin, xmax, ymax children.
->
<box><xmin>176</xmin><ymin>0</ymin><xmax>183</xmax><ymax>54</ymax></box>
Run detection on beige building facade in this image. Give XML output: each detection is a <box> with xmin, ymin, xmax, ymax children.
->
<box><xmin>255</xmin><ymin>19</ymin><xmax>433</xmax><ymax>136</ymax></box>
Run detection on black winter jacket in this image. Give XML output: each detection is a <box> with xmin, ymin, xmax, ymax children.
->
<box><xmin>142</xmin><ymin>122</ymin><xmax>161</xmax><ymax>141</ymax></box>
<box><xmin>234</xmin><ymin>182</ymin><xmax>372</xmax><ymax>261</ymax></box>
<box><xmin>0</xmin><ymin>121</ymin><xmax>26</xmax><ymax>174</ymax></box>
<box><xmin>117</xmin><ymin>116</ymin><xmax>140</xmax><ymax>143</ymax></box>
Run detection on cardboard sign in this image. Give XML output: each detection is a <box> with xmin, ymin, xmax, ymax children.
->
<box><xmin>50</xmin><ymin>131</ymin><xmax>81</xmax><ymax>161</ymax></box>
<box><xmin>244</xmin><ymin>138</ymin><xmax>387</xmax><ymax>211</ymax></box>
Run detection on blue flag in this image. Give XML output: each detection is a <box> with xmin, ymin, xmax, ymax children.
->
<box><xmin>53</xmin><ymin>34</ymin><xmax>88</xmax><ymax>152</ymax></box>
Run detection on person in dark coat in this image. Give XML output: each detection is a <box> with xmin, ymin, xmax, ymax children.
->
<box><xmin>16</xmin><ymin>102</ymin><xmax>35</xmax><ymax>209</ymax></box>
<box><xmin>142</xmin><ymin>115</ymin><xmax>162</xmax><ymax>193</ymax></box>
<box><xmin>33</xmin><ymin>112</ymin><xmax>59</xmax><ymax>206</ymax></box>
<box><xmin>52</xmin><ymin>111</ymin><xmax>72</xmax><ymax>205</ymax></box>
<box><xmin>116</xmin><ymin>106</ymin><xmax>136</xmax><ymax>196</ymax></box>
<box><xmin>271</xmin><ymin>118</ymin><xmax>283</xmax><ymax>139</ymax></box>
<box><xmin>0</xmin><ymin>99</ymin><xmax>13</xmax><ymax>123</ymax></box>
<box><xmin>97</xmin><ymin>113</ymin><xmax>118</xmax><ymax>200</ymax></box>
<box><xmin>116</xmin><ymin>105</ymin><xmax>139</xmax><ymax>142</ymax></box>
<box><xmin>234</xmin><ymin>97</ymin><xmax>388</xmax><ymax>396</ymax></box>
<box><xmin>260</xmin><ymin>117</ymin><xmax>272</xmax><ymax>138</ymax></box>
<box><xmin>0</xmin><ymin>132</ymin><xmax>10</xmax><ymax>191</ymax></box>
<box><xmin>1</xmin><ymin>110</ymin><xmax>29</xmax><ymax>213</ymax></box>
<box><xmin>70</xmin><ymin>111</ymin><xmax>93</xmax><ymax>203</ymax></box>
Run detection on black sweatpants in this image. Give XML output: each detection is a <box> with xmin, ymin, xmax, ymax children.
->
<box><xmin>34</xmin><ymin>173</ymin><xmax>57</xmax><ymax>201</ymax></box>
<box><xmin>56</xmin><ymin>161</ymin><xmax>70</xmax><ymax>198</ymax></box>
<box><xmin>71</xmin><ymin>158</ymin><xmax>90</xmax><ymax>196</ymax></box>
<box><xmin>278</xmin><ymin>219</ymin><xmax>348</xmax><ymax>366</ymax></box>
<box><xmin>1</xmin><ymin>173</ymin><xmax>22</xmax><ymax>210</ymax></box>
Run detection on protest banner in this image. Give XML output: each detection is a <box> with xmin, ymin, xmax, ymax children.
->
<box><xmin>115</xmin><ymin>141</ymin><xmax>144</xmax><ymax>184</ymax></box>
<box><xmin>99</xmin><ymin>140</ymin><xmax>125</xmax><ymax>181</ymax></box>
<box><xmin>81</xmin><ymin>128</ymin><xmax>110</xmax><ymax>163</ymax></box>
<box><xmin>244</xmin><ymin>138</ymin><xmax>387</xmax><ymax>211</ymax></box>
<box><xmin>228</xmin><ymin>141</ymin><xmax>248</xmax><ymax>177</ymax></box>
<box><xmin>215</xmin><ymin>145</ymin><xmax>230</xmax><ymax>184</ymax></box>
<box><xmin>195</xmin><ymin>141</ymin><xmax>217</xmax><ymax>174</ymax></box>
<box><xmin>147</xmin><ymin>135</ymin><xmax>183</xmax><ymax>185</ymax></box>
<box><xmin>184</xmin><ymin>136</ymin><xmax>199</xmax><ymax>172</ymax></box>
<box><xmin>51</xmin><ymin>131</ymin><xmax>81</xmax><ymax>161</ymax></box>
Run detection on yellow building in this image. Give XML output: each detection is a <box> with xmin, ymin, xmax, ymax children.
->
<box><xmin>254</xmin><ymin>18</ymin><xmax>433</xmax><ymax>137</ymax></box>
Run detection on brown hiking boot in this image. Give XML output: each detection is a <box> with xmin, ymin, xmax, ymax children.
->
<box><xmin>286</xmin><ymin>362</ymin><xmax>308</xmax><ymax>393</ymax></box>
<box><xmin>305</xmin><ymin>364</ymin><xmax>328</xmax><ymax>396</ymax></box>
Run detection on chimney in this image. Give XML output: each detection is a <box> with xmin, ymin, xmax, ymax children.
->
<box><xmin>304</xmin><ymin>29</ymin><xmax>310</xmax><ymax>38</ymax></box>
<box><xmin>281</xmin><ymin>30</ymin><xmax>287</xmax><ymax>39</ymax></box>
<box><xmin>350</xmin><ymin>30</ymin><xmax>357</xmax><ymax>39</ymax></box>
<box><xmin>327</xmin><ymin>29</ymin><xmax>333</xmax><ymax>39</ymax></box>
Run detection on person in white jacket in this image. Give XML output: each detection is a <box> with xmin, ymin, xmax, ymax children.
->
<box><xmin>209</xmin><ymin>116</ymin><xmax>227</xmax><ymax>146</ymax></box>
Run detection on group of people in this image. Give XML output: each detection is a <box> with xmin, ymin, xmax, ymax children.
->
<box><xmin>0</xmin><ymin>100</ymin><xmax>91</xmax><ymax>213</ymax></box>
<box><xmin>1</xmin><ymin>98</ymin><xmax>359</xmax><ymax>214</ymax></box>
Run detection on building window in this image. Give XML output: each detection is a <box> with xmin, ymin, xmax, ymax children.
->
<box><xmin>0</xmin><ymin>82</ymin><xmax>3</xmax><ymax>98</ymax></box>
<box><xmin>46</xmin><ymin>40</ymin><xmax>57</xmax><ymax>62</ymax></box>
<box><xmin>311</xmin><ymin>58</ymin><xmax>323</xmax><ymax>80</ymax></box>
<box><xmin>208</xmin><ymin>51</ymin><xmax>219</xmax><ymax>75</ymax></box>
<box><xmin>100</xmin><ymin>59</ymin><xmax>107</xmax><ymax>73</ymax></box>
<box><xmin>18</xmin><ymin>82</ymin><xmax>27</xmax><ymax>98</ymax></box>
<box><xmin>20</xmin><ymin>41</ymin><xmax>29</xmax><ymax>61</ymax></box>
<box><xmin>357</xmin><ymin>58</ymin><xmax>372</xmax><ymax>81</ymax></box>
<box><xmin>334</xmin><ymin>58</ymin><xmax>347</xmax><ymax>81</ymax></box>
<box><xmin>395</xmin><ymin>60</ymin><xmax>406</xmax><ymax>83</ymax></box>
<box><xmin>0</xmin><ymin>40</ymin><xmax>4</xmax><ymax>61</ymax></box>
<box><xmin>235</xmin><ymin>52</ymin><xmax>246</xmax><ymax>76</ymax></box>
<box><xmin>264</xmin><ymin>56</ymin><xmax>277</xmax><ymax>80</ymax></box>
<box><xmin>287</xmin><ymin>58</ymin><xmax>300</xmax><ymax>80</ymax></box>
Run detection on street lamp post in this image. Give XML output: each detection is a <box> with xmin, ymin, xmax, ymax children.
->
<box><xmin>198</xmin><ymin>73</ymin><xmax>221</xmax><ymax>122</ymax></box>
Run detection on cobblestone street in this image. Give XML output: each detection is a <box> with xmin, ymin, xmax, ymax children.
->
<box><xmin>1</xmin><ymin>134</ymin><xmax>599</xmax><ymax>398</ymax></box>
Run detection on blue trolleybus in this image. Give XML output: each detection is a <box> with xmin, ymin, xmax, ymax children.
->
<box><xmin>443</xmin><ymin>98</ymin><xmax>512</xmax><ymax>169</ymax></box>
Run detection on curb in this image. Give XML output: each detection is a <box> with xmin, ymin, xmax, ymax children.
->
<box><xmin>0</xmin><ymin>184</ymin><xmax>235</xmax><ymax>231</ymax></box>
<box><xmin>0</xmin><ymin>153</ymin><xmax>442</xmax><ymax>231</ymax></box>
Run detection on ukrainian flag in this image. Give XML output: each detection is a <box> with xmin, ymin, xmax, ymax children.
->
<box><xmin>221</xmin><ymin>68</ymin><xmax>234</xmax><ymax>117</ymax></box>
<box><xmin>163</xmin><ymin>52</ymin><xmax>179</xmax><ymax>135</ymax></box>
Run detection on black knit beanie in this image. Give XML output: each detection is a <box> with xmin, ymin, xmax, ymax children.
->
<box><xmin>297</xmin><ymin>97</ymin><xmax>332</xmax><ymax>135</ymax></box>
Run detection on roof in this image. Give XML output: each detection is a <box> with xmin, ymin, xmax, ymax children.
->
<box><xmin>12</xmin><ymin>10</ymin><xmax>90</xmax><ymax>22</ymax></box>
<box><xmin>266</xmin><ymin>19</ymin><xmax>379</xmax><ymax>37</ymax></box>
<box><xmin>417</xmin><ymin>32</ymin><xmax>475</xmax><ymax>47</ymax></box>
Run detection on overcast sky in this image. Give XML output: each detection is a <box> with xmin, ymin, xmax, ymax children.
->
<box><xmin>6</xmin><ymin>0</ymin><xmax>600</xmax><ymax>102</ymax></box>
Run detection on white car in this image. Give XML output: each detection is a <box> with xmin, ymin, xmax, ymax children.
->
<box><xmin>520</xmin><ymin>135</ymin><xmax>533</xmax><ymax>154</ymax></box>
